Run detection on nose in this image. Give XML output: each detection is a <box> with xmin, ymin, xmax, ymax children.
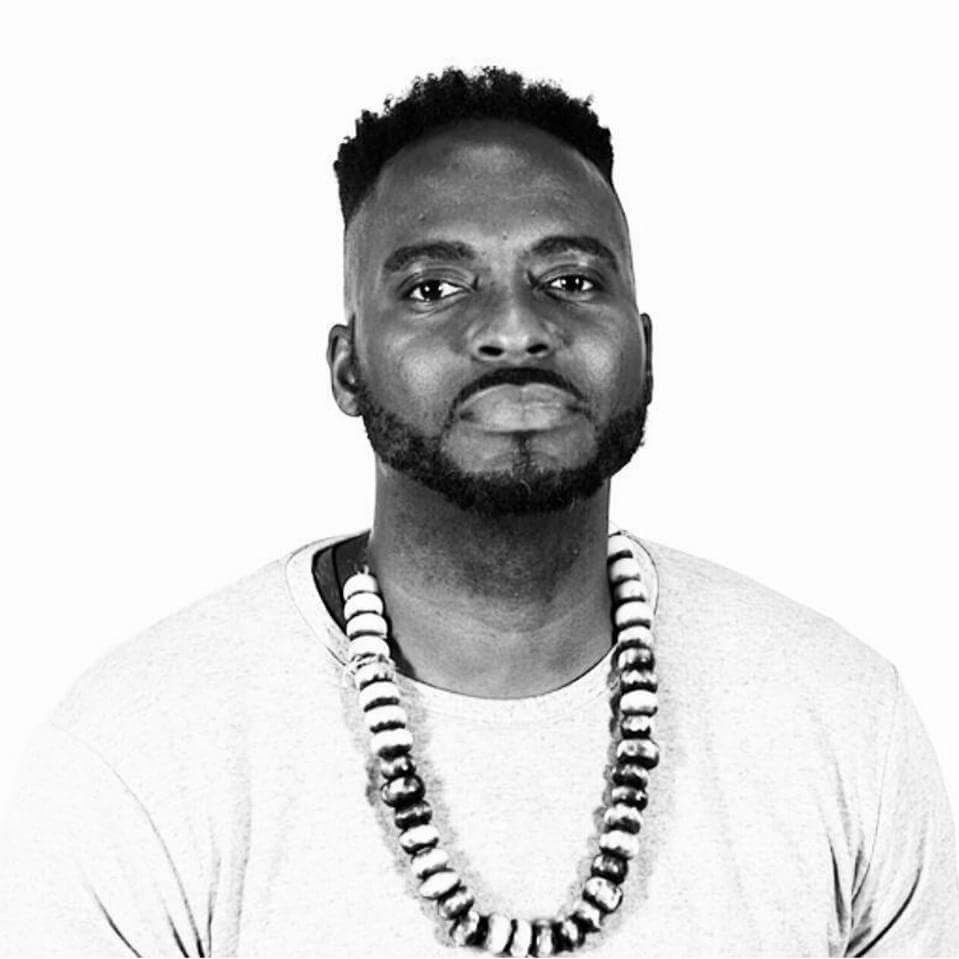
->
<box><xmin>468</xmin><ymin>285</ymin><xmax>559</xmax><ymax>363</ymax></box>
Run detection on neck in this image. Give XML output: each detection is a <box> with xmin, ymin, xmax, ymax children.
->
<box><xmin>365</xmin><ymin>465</ymin><xmax>614</xmax><ymax>698</ymax></box>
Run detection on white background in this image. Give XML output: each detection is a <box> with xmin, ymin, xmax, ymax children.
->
<box><xmin>1</xmin><ymin>0</ymin><xmax>957</xmax><ymax>853</ymax></box>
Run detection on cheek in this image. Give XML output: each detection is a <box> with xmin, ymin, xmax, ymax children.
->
<box><xmin>364</xmin><ymin>335</ymin><xmax>460</xmax><ymax>427</ymax></box>
<box><xmin>577</xmin><ymin>323</ymin><xmax>646</xmax><ymax>415</ymax></box>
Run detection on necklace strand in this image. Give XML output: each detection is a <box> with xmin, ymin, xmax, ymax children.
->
<box><xmin>340</xmin><ymin>532</ymin><xmax>659</xmax><ymax>955</ymax></box>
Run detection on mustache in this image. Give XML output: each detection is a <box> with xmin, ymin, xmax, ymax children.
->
<box><xmin>453</xmin><ymin>367</ymin><xmax>586</xmax><ymax>414</ymax></box>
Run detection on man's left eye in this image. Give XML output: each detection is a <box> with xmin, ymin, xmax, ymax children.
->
<box><xmin>546</xmin><ymin>275</ymin><xmax>596</xmax><ymax>295</ymax></box>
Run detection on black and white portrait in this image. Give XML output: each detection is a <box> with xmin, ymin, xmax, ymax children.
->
<box><xmin>1</xmin><ymin>3</ymin><xmax>957</xmax><ymax>955</ymax></box>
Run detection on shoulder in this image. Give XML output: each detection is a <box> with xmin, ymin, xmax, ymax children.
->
<box><xmin>637</xmin><ymin>536</ymin><xmax>899</xmax><ymax>716</ymax></box>
<box><xmin>46</xmin><ymin>541</ymin><xmax>342</xmax><ymax>769</ymax></box>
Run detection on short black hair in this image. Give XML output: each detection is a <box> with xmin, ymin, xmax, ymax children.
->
<box><xmin>334</xmin><ymin>65</ymin><xmax>614</xmax><ymax>226</ymax></box>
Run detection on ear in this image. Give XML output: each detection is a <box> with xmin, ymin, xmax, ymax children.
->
<box><xmin>327</xmin><ymin>317</ymin><xmax>362</xmax><ymax>417</ymax></box>
<box><xmin>640</xmin><ymin>312</ymin><xmax>654</xmax><ymax>405</ymax></box>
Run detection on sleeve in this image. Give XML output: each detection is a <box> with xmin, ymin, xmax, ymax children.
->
<box><xmin>846</xmin><ymin>671</ymin><xmax>959</xmax><ymax>956</ymax></box>
<box><xmin>0</xmin><ymin>722</ymin><xmax>208</xmax><ymax>957</ymax></box>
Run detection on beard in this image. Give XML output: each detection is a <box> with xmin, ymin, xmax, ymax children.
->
<box><xmin>351</xmin><ymin>360</ymin><xmax>651</xmax><ymax>518</ymax></box>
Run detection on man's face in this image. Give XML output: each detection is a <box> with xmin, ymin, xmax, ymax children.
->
<box><xmin>332</xmin><ymin>119</ymin><xmax>651</xmax><ymax>516</ymax></box>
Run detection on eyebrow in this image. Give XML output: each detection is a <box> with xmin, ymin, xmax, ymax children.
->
<box><xmin>382</xmin><ymin>241</ymin><xmax>477</xmax><ymax>275</ymax></box>
<box><xmin>530</xmin><ymin>235</ymin><xmax>620</xmax><ymax>273</ymax></box>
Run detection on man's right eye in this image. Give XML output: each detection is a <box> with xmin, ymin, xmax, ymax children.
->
<box><xmin>406</xmin><ymin>280</ymin><xmax>462</xmax><ymax>302</ymax></box>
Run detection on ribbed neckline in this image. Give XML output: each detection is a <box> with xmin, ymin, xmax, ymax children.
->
<box><xmin>284</xmin><ymin>526</ymin><xmax>659</xmax><ymax>723</ymax></box>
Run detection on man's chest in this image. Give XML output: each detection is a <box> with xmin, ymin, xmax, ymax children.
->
<box><xmin>214</xmin><ymin>703</ymin><xmax>851</xmax><ymax>956</ymax></box>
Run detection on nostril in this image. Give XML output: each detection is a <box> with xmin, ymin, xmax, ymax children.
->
<box><xmin>478</xmin><ymin>345</ymin><xmax>504</xmax><ymax>358</ymax></box>
<box><xmin>527</xmin><ymin>343</ymin><xmax>550</xmax><ymax>357</ymax></box>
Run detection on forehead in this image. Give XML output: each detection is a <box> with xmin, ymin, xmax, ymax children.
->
<box><xmin>345</xmin><ymin>120</ymin><xmax>630</xmax><ymax>277</ymax></box>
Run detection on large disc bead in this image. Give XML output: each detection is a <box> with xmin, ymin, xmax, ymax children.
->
<box><xmin>599</xmin><ymin>828</ymin><xmax>640</xmax><ymax>860</ymax></box>
<box><xmin>554</xmin><ymin>917</ymin><xmax>584</xmax><ymax>951</ymax></box>
<box><xmin>616</xmin><ymin>737</ymin><xmax>660</xmax><ymax>769</ymax></box>
<box><xmin>437</xmin><ymin>885</ymin><xmax>475</xmax><ymax>920</ymax></box>
<box><xmin>613</xmin><ymin>578</ymin><xmax>648</xmax><ymax>603</ymax></box>
<box><xmin>352</xmin><ymin>658</ymin><xmax>394</xmax><ymax>690</ymax></box>
<box><xmin>606</xmin><ymin>532</ymin><xmax>636</xmax><ymax>558</ymax></box>
<box><xmin>618</xmin><ymin>688</ymin><xmax>658</xmax><ymax>717</ymax></box>
<box><xmin>381</xmin><ymin>774</ymin><xmax>425</xmax><ymax>808</ymax></box>
<box><xmin>379</xmin><ymin>754</ymin><xmax>415</xmax><ymax>780</ymax></box>
<box><xmin>603</xmin><ymin>802</ymin><xmax>644</xmax><ymax>834</ymax></box>
<box><xmin>399</xmin><ymin>823</ymin><xmax>440</xmax><ymax>855</ymax></box>
<box><xmin>616</xmin><ymin>624</ymin><xmax>654</xmax><ymax>651</ymax></box>
<box><xmin>610</xmin><ymin>785</ymin><xmax>648</xmax><ymax>810</ymax></box>
<box><xmin>532</xmin><ymin>920</ymin><xmax>556</xmax><ymax>956</ymax></box>
<box><xmin>619</xmin><ymin>666</ymin><xmax>657</xmax><ymax>691</ymax></box>
<box><xmin>583</xmin><ymin>875</ymin><xmax>623</xmax><ymax>915</ymax></box>
<box><xmin>342</xmin><ymin>571</ymin><xmax>379</xmax><ymax>600</ymax></box>
<box><xmin>343</xmin><ymin>591</ymin><xmax>384</xmax><ymax>621</ymax></box>
<box><xmin>394</xmin><ymin>800</ymin><xmax>432</xmax><ymax>830</ymax></box>
<box><xmin>348</xmin><ymin>635</ymin><xmax>391</xmax><ymax>661</ymax></box>
<box><xmin>620</xmin><ymin>714</ymin><xmax>653</xmax><ymax>738</ymax></box>
<box><xmin>509</xmin><ymin>918</ymin><xmax>532</xmax><ymax>957</ymax></box>
<box><xmin>608</xmin><ymin>556</ymin><xmax>642</xmax><ymax>585</ymax></box>
<box><xmin>450</xmin><ymin>908</ymin><xmax>482</xmax><ymax>947</ymax></box>
<box><xmin>483</xmin><ymin>913</ymin><xmax>512</xmax><ymax>954</ymax></box>
<box><xmin>418</xmin><ymin>867</ymin><xmax>460</xmax><ymax>900</ymax></box>
<box><xmin>346</xmin><ymin>610</ymin><xmax>389</xmax><ymax>639</ymax></box>
<box><xmin>616</xmin><ymin>647</ymin><xmax>655</xmax><ymax>672</ymax></box>
<box><xmin>591</xmin><ymin>852</ymin><xmax>628</xmax><ymax>884</ymax></box>
<box><xmin>364</xmin><ymin>704</ymin><xmax>407</xmax><ymax>733</ymax></box>
<box><xmin>571</xmin><ymin>901</ymin><xmax>603</xmax><ymax>934</ymax></box>
<box><xmin>410</xmin><ymin>846</ymin><xmax>450</xmax><ymax>879</ymax></box>
<box><xmin>359</xmin><ymin>680</ymin><xmax>401</xmax><ymax>711</ymax></box>
<box><xmin>370</xmin><ymin>727</ymin><xmax>413</xmax><ymax>758</ymax></box>
<box><xmin>614</xmin><ymin>600</ymin><xmax>653</xmax><ymax>631</ymax></box>
<box><xmin>611</xmin><ymin>762</ymin><xmax>649</xmax><ymax>790</ymax></box>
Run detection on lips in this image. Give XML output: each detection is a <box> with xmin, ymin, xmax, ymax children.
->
<box><xmin>457</xmin><ymin>383</ymin><xmax>584</xmax><ymax>430</ymax></box>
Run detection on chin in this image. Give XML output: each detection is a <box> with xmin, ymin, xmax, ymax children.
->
<box><xmin>448</xmin><ymin>441</ymin><xmax>596</xmax><ymax>478</ymax></box>
<box><xmin>414</xmin><ymin>458</ymin><xmax>610</xmax><ymax>517</ymax></box>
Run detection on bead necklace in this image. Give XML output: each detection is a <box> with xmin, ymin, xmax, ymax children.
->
<box><xmin>341</xmin><ymin>531</ymin><xmax>659</xmax><ymax>955</ymax></box>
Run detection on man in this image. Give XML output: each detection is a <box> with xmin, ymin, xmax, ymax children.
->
<box><xmin>1</xmin><ymin>66</ymin><xmax>957</xmax><ymax>957</ymax></box>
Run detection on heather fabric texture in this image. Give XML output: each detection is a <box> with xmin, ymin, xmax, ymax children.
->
<box><xmin>1</xmin><ymin>529</ymin><xmax>957</xmax><ymax>957</ymax></box>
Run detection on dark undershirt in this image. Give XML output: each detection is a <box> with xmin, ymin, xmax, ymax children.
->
<box><xmin>310</xmin><ymin>530</ymin><xmax>371</xmax><ymax>633</ymax></box>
